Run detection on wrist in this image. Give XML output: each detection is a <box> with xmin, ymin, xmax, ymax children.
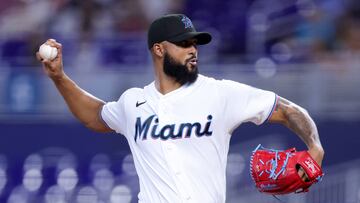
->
<box><xmin>51</xmin><ymin>72</ymin><xmax>67</xmax><ymax>83</ymax></box>
<box><xmin>308</xmin><ymin>145</ymin><xmax>324</xmax><ymax>166</ymax></box>
<box><xmin>308</xmin><ymin>143</ymin><xmax>324</xmax><ymax>154</ymax></box>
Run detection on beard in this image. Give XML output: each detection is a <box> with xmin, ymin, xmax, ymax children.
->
<box><xmin>163</xmin><ymin>52</ymin><xmax>198</xmax><ymax>85</ymax></box>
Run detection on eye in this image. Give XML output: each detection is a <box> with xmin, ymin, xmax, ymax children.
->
<box><xmin>180</xmin><ymin>41</ymin><xmax>188</xmax><ymax>47</ymax></box>
<box><xmin>180</xmin><ymin>41</ymin><xmax>191</xmax><ymax>47</ymax></box>
<box><xmin>174</xmin><ymin>39</ymin><xmax>197</xmax><ymax>48</ymax></box>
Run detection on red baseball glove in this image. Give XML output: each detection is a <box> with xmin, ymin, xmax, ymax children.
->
<box><xmin>250</xmin><ymin>144</ymin><xmax>324</xmax><ymax>195</ymax></box>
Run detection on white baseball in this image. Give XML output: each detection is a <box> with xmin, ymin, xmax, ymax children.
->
<box><xmin>39</xmin><ymin>44</ymin><xmax>58</xmax><ymax>61</ymax></box>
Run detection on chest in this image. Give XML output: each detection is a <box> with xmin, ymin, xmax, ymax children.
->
<box><xmin>127</xmin><ymin>93</ymin><xmax>223</xmax><ymax>145</ymax></box>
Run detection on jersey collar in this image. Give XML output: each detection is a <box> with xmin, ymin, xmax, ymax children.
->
<box><xmin>148</xmin><ymin>74</ymin><xmax>205</xmax><ymax>99</ymax></box>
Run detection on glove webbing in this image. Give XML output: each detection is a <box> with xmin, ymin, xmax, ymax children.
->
<box><xmin>253</xmin><ymin>144</ymin><xmax>293</xmax><ymax>180</ymax></box>
<box><xmin>253</xmin><ymin>144</ymin><xmax>291</xmax><ymax>203</ymax></box>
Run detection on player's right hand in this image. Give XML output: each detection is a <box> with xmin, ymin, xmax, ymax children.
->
<box><xmin>36</xmin><ymin>39</ymin><xmax>65</xmax><ymax>80</ymax></box>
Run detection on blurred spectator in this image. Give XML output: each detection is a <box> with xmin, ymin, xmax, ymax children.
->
<box><xmin>110</xmin><ymin>184</ymin><xmax>132</xmax><ymax>203</ymax></box>
<box><xmin>295</xmin><ymin>7</ymin><xmax>337</xmax><ymax>61</ymax></box>
<box><xmin>226</xmin><ymin>153</ymin><xmax>245</xmax><ymax>203</ymax></box>
<box><xmin>0</xmin><ymin>155</ymin><xmax>7</xmax><ymax>200</ymax></box>
<box><xmin>185</xmin><ymin>0</ymin><xmax>247</xmax><ymax>57</ymax></box>
<box><xmin>40</xmin><ymin>147</ymin><xmax>74</xmax><ymax>169</ymax></box>
<box><xmin>92</xmin><ymin>168</ymin><xmax>115</xmax><ymax>203</ymax></box>
<box><xmin>56</xmin><ymin>168</ymin><xmax>79</xmax><ymax>202</ymax></box>
<box><xmin>8</xmin><ymin>168</ymin><xmax>43</xmax><ymax>203</ymax></box>
<box><xmin>335</xmin><ymin>8</ymin><xmax>360</xmax><ymax>54</ymax></box>
<box><xmin>57</xmin><ymin>168</ymin><xmax>78</xmax><ymax>192</ymax></box>
<box><xmin>89</xmin><ymin>153</ymin><xmax>111</xmax><ymax>173</ymax></box>
<box><xmin>75</xmin><ymin>185</ymin><xmax>98</xmax><ymax>203</ymax></box>
<box><xmin>138</xmin><ymin>0</ymin><xmax>184</xmax><ymax>22</ymax></box>
<box><xmin>56</xmin><ymin>153</ymin><xmax>77</xmax><ymax>172</ymax></box>
<box><xmin>0</xmin><ymin>167</ymin><xmax>6</xmax><ymax>195</ymax></box>
<box><xmin>111</xmin><ymin>0</ymin><xmax>148</xmax><ymax>33</ymax></box>
<box><xmin>44</xmin><ymin>185</ymin><xmax>66</xmax><ymax>203</ymax></box>
<box><xmin>116</xmin><ymin>154</ymin><xmax>138</xmax><ymax>203</ymax></box>
<box><xmin>0</xmin><ymin>1</ymin><xmax>17</xmax><ymax>14</ymax></box>
<box><xmin>0</xmin><ymin>0</ymin><xmax>56</xmax><ymax>67</ymax></box>
<box><xmin>7</xmin><ymin>187</ymin><xmax>27</xmax><ymax>203</ymax></box>
<box><xmin>22</xmin><ymin>169</ymin><xmax>43</xmax><ymax>194</ymax></box>
<box><xmin>23</xmin><ymin>153</ymin><xmax>43</xmax><ymax>171</ymax></box>
<box><xmin>0</xmin><ymin>0</ymin><xmax>53</xmax><ymax>37</ymax></box>
<box><xmin>78</xmin><ymin>0</ymin><xmax>97</xmax><ymax>43</ymax></box>
<box><xmin>48</xmin><ymin>0</ymin><xmax>80</xmax><ymax>38</ymax></box>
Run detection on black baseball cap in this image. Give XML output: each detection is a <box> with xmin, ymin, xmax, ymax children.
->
<box><xmin>147</xmin><ymin>14</ymin><xmax>212</xmax><ymax>49</ymax></box>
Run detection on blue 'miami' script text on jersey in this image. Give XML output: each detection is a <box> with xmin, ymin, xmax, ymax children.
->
<box><xmin>134</xmin><ymin>115</ymin><xmax>213</xmax><ymax>142</ymax></box>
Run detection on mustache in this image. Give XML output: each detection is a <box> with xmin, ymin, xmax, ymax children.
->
<box><xmin>185</xmin><ymin>55</ymin><xmax>197</xmax><ymax>63</ymax></box>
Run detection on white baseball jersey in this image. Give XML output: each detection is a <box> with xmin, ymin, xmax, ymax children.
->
<box><xmin>101</xmin><ymin>74</ymin><xmax>277</xmax><ymax>203</ymax></box>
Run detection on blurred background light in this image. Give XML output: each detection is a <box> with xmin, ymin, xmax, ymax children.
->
<box><xmin>0</xmin><ymin>0</ymin><xmax>359</xmax><ymax>202</ymax></box>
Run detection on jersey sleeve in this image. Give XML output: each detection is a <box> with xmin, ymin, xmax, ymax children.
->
<box><xmin>100</xmin><ymin>93</ymin><xmax>127</xmax><ymax>135</ymax></box>
<box><xmin>220</xmin><ymin>80</ymin><xmax>277</xmax><ymax>132</ymax></box>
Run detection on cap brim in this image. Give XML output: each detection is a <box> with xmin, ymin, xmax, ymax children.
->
<box><xmin>168</xmin><ymin>32</ymin><xmax>212</xmax><ymax>45</ymax></box>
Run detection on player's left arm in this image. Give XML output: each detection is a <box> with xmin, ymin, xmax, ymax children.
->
<box><xmin>268</xmin><ymin>96</ymin><xmax>324</xmax><ymax>166</ymax></box>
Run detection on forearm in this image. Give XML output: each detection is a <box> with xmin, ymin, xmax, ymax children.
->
<box><xmin>52</xmin><ymin>74</ymin><xmax>108</xmax><ymax>132</ymax></box>
<box><xmin>269</xmin><ymin>97</ymin><xmax>324</xmax><ymax>165</ymax></box>
<box><xmin>284</xmin><ymin>104</ymin><xmax>321</xmax><ymax>149</ymax></box>
<box><xmin>270</xmin><ymin>97</ymin><xmax>323</xmax><ymax>150</ymax></box>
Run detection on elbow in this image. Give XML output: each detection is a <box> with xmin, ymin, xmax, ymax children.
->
<box><xmin>299</xmin><ymin>106</ymin><xmax>311</xmax><ymax>117</ymax></box>
<box><xmin>292</xmin><ymin>102</ymin><xmax>311</xmax><ymax>118</ymax></box>
<box><xmin>287</xmin><ymin>104</ymin><xmax>310</xmax><ymax>121</ymax></box>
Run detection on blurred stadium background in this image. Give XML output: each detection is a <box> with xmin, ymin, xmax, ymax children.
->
<box><xmin>0</xmin><ymin>0</ymin><xmax>359</xmax><ymax>202</ymax></box>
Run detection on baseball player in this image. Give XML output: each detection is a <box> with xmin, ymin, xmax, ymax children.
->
<box><xmin>37</xmin><ymin>14</ymin><xmax>324</xmax><ymax>203</ymax></box>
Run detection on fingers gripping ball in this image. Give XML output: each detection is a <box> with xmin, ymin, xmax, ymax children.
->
<box><xmin>39</xmin><ymin>44</ymin><xmax>58</xmax><ymax>61</ymax></box>
<box><xmin>250</xmin><ymin>144</ymin><xmax>324</xmax><ymax>195</ymax></box>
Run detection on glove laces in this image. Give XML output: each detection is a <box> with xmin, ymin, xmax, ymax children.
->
<box><xmin>253</xmin><ymin>144</ymin><xmax>293</xmax><ymax>180</ymax></box>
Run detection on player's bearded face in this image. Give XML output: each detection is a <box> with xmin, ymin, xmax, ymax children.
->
<box><xmin>163</xmin><ymin>52</ymin><xmax>198</xmax><ymax>85</ymax></box>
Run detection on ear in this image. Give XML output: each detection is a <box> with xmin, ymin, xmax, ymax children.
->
<box><xmin>153</xmin><ymin>43</ymin><xmax>165</xmax><ymax>58</ymax></box>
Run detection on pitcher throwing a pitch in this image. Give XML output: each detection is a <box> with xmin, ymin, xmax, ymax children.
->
<box><xmin>37</xmin><ymin>14</ymin><xmax>324</xmax><ymax>203</ymax></box>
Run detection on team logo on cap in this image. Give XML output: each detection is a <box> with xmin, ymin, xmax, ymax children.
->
<box><xmin>181</xmin><ymin>16</ymin><xmax>193</xmax><ymax>29</ymax></box>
